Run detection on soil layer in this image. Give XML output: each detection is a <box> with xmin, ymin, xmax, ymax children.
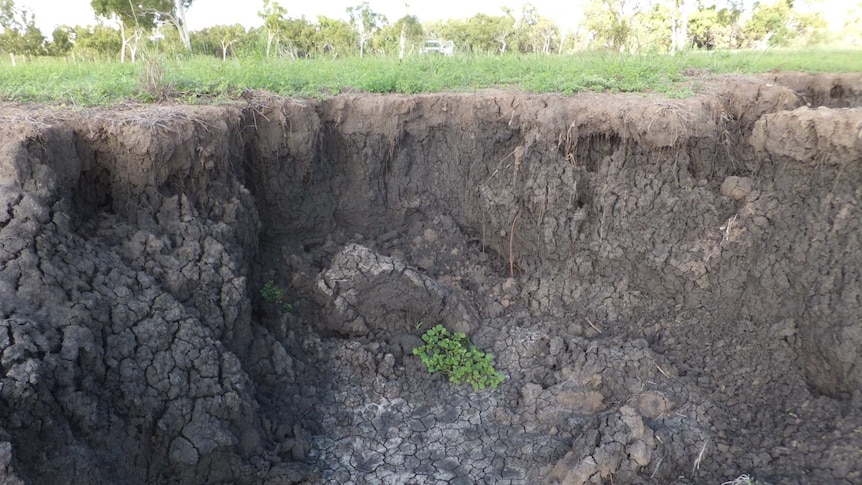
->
<box><xmin>0</xmin><ymin>74</ymin><xmax>861</xmax><ymax>484</ymax></box>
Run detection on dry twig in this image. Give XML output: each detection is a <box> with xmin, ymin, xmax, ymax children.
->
<box><xmin>586</xmin><ymin>318</ymin><xmax>603</xmax><ymax>334</ymax></box>
<box><xmin>509</xmin><ymin>208</ymin><xmax>521</xmax><ymax>278</ymax></box>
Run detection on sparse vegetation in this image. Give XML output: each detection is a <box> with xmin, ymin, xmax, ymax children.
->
<box><xmin>260</xmin><ymin>280</ymin><xmax>293</xmax><ymax>312</ymax></box>
<box><xmin>413</xmin><ymin>324</ymin><xmax>505</xmax><ymax>391</ymax></box>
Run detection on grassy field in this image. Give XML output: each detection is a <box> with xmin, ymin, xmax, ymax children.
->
<box><xmin>0</xmin><ymin>48</ymin><xmax>860</xmax><ymax>106</ymax></box>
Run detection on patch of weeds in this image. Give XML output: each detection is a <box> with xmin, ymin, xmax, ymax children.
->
<box><xmin>557</xmin><ymin>80</ymin><xmax>585</xmax><ymax>96</ymax></box>
<box><xmin>138</xmin><ymin>53</ymin><xmax>175</xmax><ymax>102</ymax></box>
<box><xmin>395</xmin><ymin>77</ymin><xmax>429</xmax><ymax>94</ymax></box>
<box><xmin>412</xmin><ymin>324</ymin><xmax>505</xmax><ymax>391</ymax></box>
<box><xmin>660</xmin><ymin>84</ymin><xmax>695</xmax><ymax>99</ymax></box>
<box><xmin>260</xmin><ymin>280</ymin><xmax>293</xmax><ymax>311</ymax></box>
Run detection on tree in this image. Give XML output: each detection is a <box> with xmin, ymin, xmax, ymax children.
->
<box><xmin>689</xmin><ymin>4</ymin><xmax>742</xmax><ymax>49</ymax></box>
<box><xmin>192</xmin><ymin>24</ymin><xmax>246</xmax><ymax>60</ymax></box>
<box><xmin>92</xmin><ymin>0</ymin><xmax>193</xmax><ymax>57</ymax></box>
<box><xmin>71</xmin><ymin>23</ymin><xmax>122</xmax><ymax>60</ymax></box>
<box><xmin>256</xmin><ymin>2</ymin><xmax>319</xmax><ymax>59</ymax></box>
<box><xmin>742</xmin><ymin>0</ymin><xmax>826</xmax><ymax>47</ymax></box>
<box><xmin>258</xmin><ymin>0</ymin><xmax>287</xmax><ymax>58</ymax></box>
<box><xmin>838</xmin><ymin>1</ymin><xmax>862</xmax><ymax>45</ymax></box>
<box><xmin>514</xmin><ymin>4</ymin><xmax>560</xmax><ymax>54</ymax></box>
<box><xmin>91</xmin><ymin>0</ymin><xmax>167</xmax><ymax>61</ymax></box>
<box><xmin>583</xmin><ymin>0</ymin><xmax>641</xmax><ymax>51</ymax></box>
<box><xmin>493</xmin><ymin>7</ymin><xmax>518</xmax><ymax>53</ymax></box>
<box><xmin>668</xmin><ymin>0</ymin><xmax>692</xmax><ymax>53</ymax></box>
<box><xmin>314</xmin><ymin>16</ymin><xmax>356</xmax><ymax>57</ymax></box>
<box><xmin>397</xmin><ymin>1</ymin><xmax>412</xmax><ymax>59</ymax></box>
<box><xmin>279</xmin><ymin>17</ymin><xmax>316</xmax><ymax>58</ymax></box>
<box><xmin>151</xmin><ymin>21</ymin><xmax>185</xmax><ymax>53</ymax></box>
<box><xmin>426</xmin><ymin>12</ymin><xmax>515</xmax><ymax>54</ymax></box>
<box><xmin>347</xmin><ymin>2</ymin><xmax>386</xmax><ymax>58</ymax></box>
<box><xmin>633</xmin><ymin>3</ymin><xmax>673</xmax><ymax>52</ymax></box>
<box><xmin>164</xmin><ymin>0</ymin><xmax>193</xmax><ymax>50</ymax></box>
<box><xmin>0</xmin><ymin>0</ymin><xmax>47</xmax><ymax>59</ymax></box>
<box><xmin>48</xmin><ymin>26</ymin><xmax>74</xmax><ymax>56</ymax></box>
<box><xmin>374</xmin><ymin>15</ymin><xmax>422</xmax><ymax>56</ymax></box>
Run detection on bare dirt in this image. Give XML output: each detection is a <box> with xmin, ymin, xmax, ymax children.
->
<box><xmin>0</xmin><ymin>73</ymin><xmax>860</xmax><ymax>485</ymax></box>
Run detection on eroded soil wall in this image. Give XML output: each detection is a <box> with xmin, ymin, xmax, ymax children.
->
<box><xmin>0</xmin><ymin>76</ymin><xmax>860</xmax><ymax>484</ymax></box>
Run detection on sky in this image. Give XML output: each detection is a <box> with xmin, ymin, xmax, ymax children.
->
<box><xmin>19</xmin><ymin>0</ymin><xmax>845</xmax><ymax>36</ymax></box>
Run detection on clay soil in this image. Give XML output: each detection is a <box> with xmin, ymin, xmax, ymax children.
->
<box><xmin>0</xmin><ymin>72</ymin><xmax>861</xmax><ymax>485</ymax></box>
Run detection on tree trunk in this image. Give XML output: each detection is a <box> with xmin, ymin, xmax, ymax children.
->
<box><xmin>129</xmin><ymin>28</ymin><xmax>141</xmax><ymax>63</ymax></box>
<box><xmin>680</xmin><ymin>7</ymin><xmax>688</xmax><ymax>52</ymax></box>
<box><xmin>168</xmin><ymin>0</ymin><xmax>191</xmax><ymax>50</ymax></box>
<box><xmin>266</xmin><ymin>31</ymin><xmax>275</xmax><ymax>58</ymax></box>
<box><xmin>129</xmin><ymin>39</ymin><xmax>138</xmax><ymax>63</ymax></box>
<box><xmin>221</xmin><ymin>40</ymin><xmax>236</xmax><ymax>61</ymax></box>
<box><xmin>399</xmin><ymin>1</ymin><xmax>409</xmax><ymax>59</ymax></box>
<box><xmin>496</xmin><ymin>34</ymin><xmax>508</xmax><ymax>54</ymax></box>
<box><xmin>671</xmin><ymin>0</ymin><xmax>689</xmax><ymax>54</ymax></box>
<box><xmin>399</xmin><ymin>24</ymin><xmax>406</xmax><ymax>59</ymax></box>
<box><xmin>120</xmin><ymin>23</ymin><xmax>127</xmax><ymax>63</ymax></box>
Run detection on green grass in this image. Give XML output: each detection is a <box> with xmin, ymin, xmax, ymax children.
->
<box><xmin>0</xmin><ymin>60</ymin><xmax>139</xmax><ymax>105</ymax></box>
<box><xmin>0</xmin><ymin>47</ymin><xmax>859</xmax><ymax>106</ymax></box>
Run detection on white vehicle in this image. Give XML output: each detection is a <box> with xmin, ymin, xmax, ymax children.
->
<box><xmin>419</xmin><ymin>40</ymin><xmax>455</xmax><ymax>56</ymax></box>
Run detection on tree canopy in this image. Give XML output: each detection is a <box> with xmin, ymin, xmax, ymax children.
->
<box><xmin>90</xmin><ymin>0</ymin><xmax>193</xmax><ymax>51</ymax></box>
<box><xmin>347</xmin><ymin>2</ymin><xmax>387</xmax><ymax>57</ymax></box>
<box><xmin>1</xmin><ymin>0</ymin><xmax>839</xmax><ymax>61</ymax></box>
<box><xmin>0</xmin><ymin>0</ymin><xmax>46</xmax><ymax>56</ymax></box>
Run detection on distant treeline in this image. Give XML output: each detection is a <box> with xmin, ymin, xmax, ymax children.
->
<box><xmin>0</xmin><ymin>0</ymin><xmax>851</xmax><ymax>62</ymax></box>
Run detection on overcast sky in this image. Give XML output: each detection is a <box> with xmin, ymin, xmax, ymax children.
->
<box><xmin>19</xmin><ymin>0</ymin><xmax>844</xmax><ymax>35</ymax></box>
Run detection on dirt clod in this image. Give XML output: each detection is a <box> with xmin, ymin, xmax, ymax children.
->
<box><xmin>720</xmin><ymin>176</ymin><xmax>754</xmax><ymax>200</ymax></box>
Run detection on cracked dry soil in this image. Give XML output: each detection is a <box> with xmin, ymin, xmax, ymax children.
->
<box><xmin>1</xmin><ymin>72</ymin><xmax>861</xmax><ymax>485</ymax></box>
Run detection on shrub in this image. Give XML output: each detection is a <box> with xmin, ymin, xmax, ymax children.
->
<box><xmin>412</xmin><ymin>324</ymin><xmax>505</xmax><ymax>390</ymax></box>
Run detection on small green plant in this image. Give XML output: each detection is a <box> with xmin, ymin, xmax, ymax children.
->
<box><xmin>412</xmin><ymin>324</ymin><xmax>505</xmax><ymax>391</ymax></box>
<box><xmin>260</xmin><ymin>280</ymin><xmax>293</xmax><ymax>311</ymax></box>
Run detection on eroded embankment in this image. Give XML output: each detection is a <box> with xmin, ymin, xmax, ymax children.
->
<box><xmin>0</xmin><ymin>75</ymin><xmax>860</xmax><ymax>485</ymax></box>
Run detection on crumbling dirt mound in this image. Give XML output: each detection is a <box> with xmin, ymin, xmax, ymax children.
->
<box><xmin>762</xmin><ymin>72</ymin><xmax>862</xmax><ymax>108</ymax></box>
<box><xmin>0</xmin><ymin>73</ymin><xmax>860</xmax><ymax>484</ymax></box>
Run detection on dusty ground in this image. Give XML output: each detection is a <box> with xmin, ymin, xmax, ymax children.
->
<box><xmin>0</xmin><ymin>73</ymin><xmax>860</xmax><ymax>484</ymax></box>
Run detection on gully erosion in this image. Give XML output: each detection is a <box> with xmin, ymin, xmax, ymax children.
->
<box><xmin>0</xmin><ymin>73</ymin><xmax>860</xmax><ymax>485</ymax></box>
